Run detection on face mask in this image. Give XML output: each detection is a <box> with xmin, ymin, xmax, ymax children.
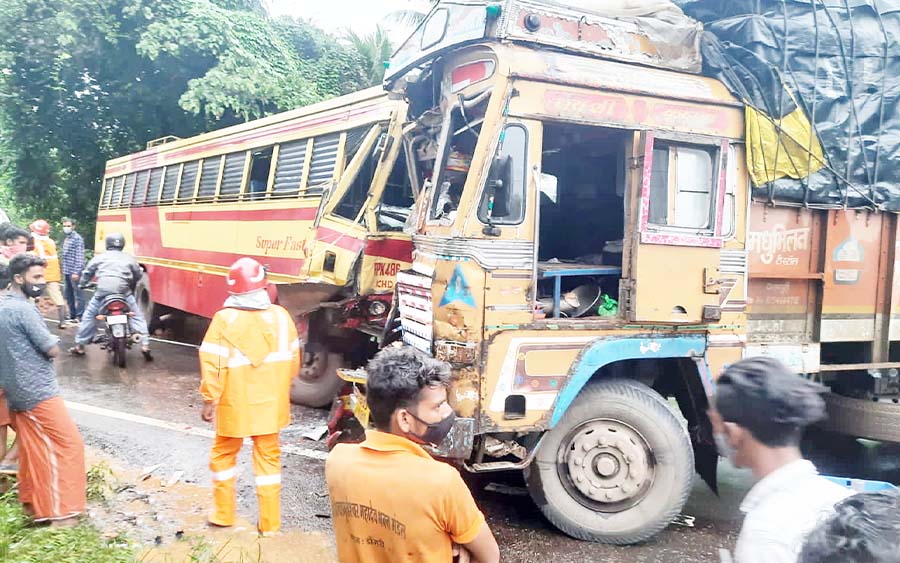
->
<box><xmin>63</xmin><ymin>227</ymin><xmax>73</xmax><ymax>235</ymax></box>
<box><xmin>409</xmin><ymin>411</ymin><xmax>456</xmax><ymax>446</ymax></box>
<box><xmin>22</xmin><ymin>282</ymin><xmax>47</xmax><ymax>299</ymax></box>
<box><xmin>714</xmin><ymin>432</ymin><xmax>737</xmax><ymax>463</ymax></box>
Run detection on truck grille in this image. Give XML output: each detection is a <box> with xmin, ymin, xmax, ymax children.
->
<box><xmin>397</xmin><ymin>269</ymin><xmax>433</xmax><ymax>352</ymax></box>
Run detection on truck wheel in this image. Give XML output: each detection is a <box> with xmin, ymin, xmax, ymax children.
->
<box><xmin>525</xmin><ymin>379</ymin><xmax>693</xmax><ymax>544</ymax></box>
<box><xmin>290</xmin><ymin>343</ymin><xmax>344</xmax><ymax>408</ymax></box>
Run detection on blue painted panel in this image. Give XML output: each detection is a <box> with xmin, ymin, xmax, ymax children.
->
<box><xmin>550</xmin><ymin>335</ymin><xmax>708</xmax><ymax>427</ymax></box>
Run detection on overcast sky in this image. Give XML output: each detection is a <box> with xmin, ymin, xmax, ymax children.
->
<box><xmin>266</xmin><ymin>0</ymin><xmax>431</xmax><ymax>36</ymax></box>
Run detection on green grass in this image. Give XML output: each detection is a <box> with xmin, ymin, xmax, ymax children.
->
<box><xmin>0</xmin><ymin>488</ymin><xmax>135</xmax><ymax>563</ymax></box>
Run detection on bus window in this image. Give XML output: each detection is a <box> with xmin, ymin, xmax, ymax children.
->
<box><xmin>477</xmin><ymin>124</ymin><xmax>527</xmax><ymax>225</ymax></box>
<box><xmin>334</xmin><ymin>130</ymin><xmax>380</xmax><ymax>222</ymax></box>
<box><xmin>377</xmin><ymin>148</ymin><xmax>416</xmax><ymax>232</ymax></box>
<box><xmin>147</xmin><ymin>167</ymin><xmax>164</xmax><ymax>205</ymax></box>
<box><xmin>100</xmin><ymin>178</ymin><xmax>113</xmax><ymax>209</ymax></box>
<box><xmin>430</xmin><ymin>97</ymin><xmax>488</xmax><ymax>221</ymax></box>
<box><xmin>177</xmin><ymin>161</ymin><xmax>200</xmax><ymax>203</ymax></box>
<box><xmin>160</xmin><ymin>164</ymin><xmax>181</xmax><ymax>204</ymax></box>
<box><xmin>306</xmin><ymin>133</ymin><xmax>341</xmax><ymax>195</ymax></box>
<box><xmin>120</xmin><ymin>173</ymin><xmax>137</xmax><ymax>208</ymax></box>
<box><xmin>219</xmin><ymin>151</ymin><xmax>247</xmax><ymax>201</ymax></box>
<box><xmin>247</xmin><ymin>147</ymin><xmax>273</xmax><ymax>200</ymax></box>
<box><xmin>131</xmin><ymin>169</ymin><xmax>150</xmax><ymax>206</ymax></box>
<box><xmin>197</xmin><ymin>156</ymin><xmax>222</xmax><ymax>201</ymax></box>
<box><xmin>110</xmin><ymin>175</ymin><xmax>126</xmax><ymax>208</ymax></box>
<box><xmin>272</xmin><ymin>139</ymin><xmax>307</xmax><ymax>197</ymax></box>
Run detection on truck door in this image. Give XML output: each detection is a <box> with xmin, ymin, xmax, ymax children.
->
<box><xmin>626</xmin><ymin>132</ymin><xmax>729</xmax><ymax>324</ymax></box>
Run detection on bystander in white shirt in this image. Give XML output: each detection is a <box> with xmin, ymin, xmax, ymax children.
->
<box><xmin>733</xmin><ymin>459</ymin><xmax>852</xmax><ymax>563</ymax></box>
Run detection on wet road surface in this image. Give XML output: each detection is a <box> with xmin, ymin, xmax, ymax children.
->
<box><xmin>49</xmin><ymin>322</ymin><xmax>900</xmax><ymax>563</ymax></box>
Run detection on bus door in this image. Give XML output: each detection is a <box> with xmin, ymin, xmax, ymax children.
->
<box><xmin>626</xmin><ymin>132</ymin><xmax>729</xmax><ymax>324</ymax></box>
<box><xmin>306</xmin><ymin>124</ymin><xmax>386</xmax><ymax>286</ymax></box>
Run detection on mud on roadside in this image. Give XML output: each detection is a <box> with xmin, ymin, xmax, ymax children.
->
<box><xmin>83</xmin><ymin>448</ymin><xmax>336</xmax><ymax>563</ymax></box>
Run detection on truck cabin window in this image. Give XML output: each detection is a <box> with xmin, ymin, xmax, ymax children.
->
<box><xmin>430</xmin><ymin>98</ymin><xmax>488</xmax><ymax>222</ymax></box>
<box><xmin>537</xmin><ymin>124</ymin><xmax>629</xmax><ymax>319</ymax></box>
<box><xmin>648</xmin><ymin>143</ymin><xmax>717</xmax><ymax>231</ymax></box>
<box><xmin>477</xmin><ymin>124</ymin><xmax>527</xmax><ymax>226</ymax></box>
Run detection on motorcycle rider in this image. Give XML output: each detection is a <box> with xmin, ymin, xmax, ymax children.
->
<box><xmin>68</xmin><ymin>232</ymin><xmax>152</xmax><ymax>360</ymax></box>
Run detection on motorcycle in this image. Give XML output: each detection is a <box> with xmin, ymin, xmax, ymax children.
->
<box><xmin>94</xmin><ymin>294</ymin><xmax>140</xmax><ymax>368</ymax></box>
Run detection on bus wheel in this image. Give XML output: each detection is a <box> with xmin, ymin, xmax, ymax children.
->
<box><xmin>525</xmin><ymin>379</ymin><xmax>693</xmax><ymax>545</ymax></box>
<box><xmin>290</xmin><ymin>343</ymin><xmax>344</xmax><ymax>408</ymax></box>
<box><xmin>134</xmin><ymin>274</ymin><xmax>158</xmax><ymax>332</ymax></box>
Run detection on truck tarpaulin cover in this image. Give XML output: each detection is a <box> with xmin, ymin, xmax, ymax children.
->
<box><xmin>675</xmin><ymin>0</ymin><xmax>900</xmax><ymax>211</ymax></box>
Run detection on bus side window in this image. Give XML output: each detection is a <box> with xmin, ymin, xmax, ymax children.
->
<box><xmin>377</xmin><ymin>147</ymin><xmax>416</xmax><ymax>232</ymax></box>
<box><xmin>477</xmin><ymin>124</ymin><xmax>527</xmax><ymax>225</ymax></box>
<box><xmin>247</xmin><ymin>147</ymin><xmax>273</xmax><ymax>200</ymax></box>
<box><xmin>334</xmin><ymin>127</ymin><xmax>381</xmax><ymax>222</ymax></box>
<box><xmin>110</xmin><ymin>175</ymin><xmax>126</xmax><ymax>208</ymax></box>
<box><xmin>197</xmin><ymin>156</ymin><xmax>222</xmax><ymax>202</ymax></box>
<box><xmin>219</xmin><ymin>152</ymin><xmax>247</xmax><ymax>202</ymax></box>
<box><xmin>147</xmin><ymin>167</ymin><xmax>164</xmax><ymax>205</ymax></box>
<box><xmin>177</xmin><ymin>161</ymin><xmax>200</xmax><ymax>203</ymax></box>
<box><xmin>131</xmin><ymin>169</ymin><xmax>150</xmax><ymax>207</ymax></box>
<box><xmin>306</xmin><ymin>133</ymin><xmax>341</xmax><ymax>195</ymax></box>
<box><xmin>272</xmin><ymin>140</ymin><xmax>307</xmax><ymax>198</ymax></box>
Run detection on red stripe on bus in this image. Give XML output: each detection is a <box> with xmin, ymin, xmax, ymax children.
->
<box><xmin>315</xmin><ymin>226</ymin><xmax>365</xmax><ymax>253</ymax></box>
<box><xmin>97</xmin><ymin>214</ymin><xmax>128</xmax><ymax>222</ymax></box>
<box><xmin>365</xmin><ymin>238</ymin><xmax>413</xmax><ymax>262</ymax></box>
<box><xmin>164</xmin><ymin>207</ymin><xmax>318</xmax><ymax>222</ymax></box>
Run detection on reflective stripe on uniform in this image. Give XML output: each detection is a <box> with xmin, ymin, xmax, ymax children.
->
<box><xmin>212</xmin><ymin>467</ymin><xmax>236</xmax><ymax>481</ymax></box>
<box><xmin>255</xmin><ymin>473</ymin><xmax>281</xmax><ymax>486</ymax></box>
<box><xmin>199</xmin><ymin>342</ymin><xmax>230</xmax><ymax>358</ymax></box>
<box><xmin>227</xmin><ymin>350</ymin><xmax>294</xmax><ymax>368</ymax></box>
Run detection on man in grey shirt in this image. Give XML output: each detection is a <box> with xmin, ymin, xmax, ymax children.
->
<box><xmin>69</xmin><ymin>232</ymin><xmax>151</xmax><ymax>360</ymax></box>
<box><xmin>0</xmin><ymin>253</ymin><xmax>86</xmax><ymax>525</ymax></box>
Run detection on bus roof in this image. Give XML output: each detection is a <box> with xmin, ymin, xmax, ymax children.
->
<box><xmin>105</xmin><ymin>86</ymin><xmax>396</xmax><ymax>173</ymax></box>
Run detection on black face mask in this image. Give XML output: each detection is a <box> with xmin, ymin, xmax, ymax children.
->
<box><xmin>408</xmin><ymin>410</ymin><xmax>456</xmax><ymax>447</ymax></box>
<box><xmin>20</xmin><ymin>282</ymin><xmax>47</xmax><ymax>299</ymax></box>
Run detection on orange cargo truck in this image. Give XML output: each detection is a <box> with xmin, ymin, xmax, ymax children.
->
<box><xmin>328</xmin><ymin>0</ymin><xmax>900</xmax><ymax>547</ymax></box>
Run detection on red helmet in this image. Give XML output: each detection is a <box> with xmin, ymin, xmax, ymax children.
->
<box><xmin>226</xmin><ymin>257</ymin><xmax>267</xmax><ymax>295</ymax></box>
<box><xmin>30</xmin><ymin>219</ymin><xmax>50</xmax><ymax>236</ymax></box>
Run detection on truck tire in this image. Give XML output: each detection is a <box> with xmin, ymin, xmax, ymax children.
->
<box><xmin>290</xmin><ymin>343</ymin><xmax>345</xmax><ymax>408</ymax></box>
<box><xmin>819</xmin><ymin>392</ymin><xmax>900</xmax><ymax>443</ymax></box>
<box><xmin>525</xmin><ymin>379</ymin><xmax>694</xmax><ymax>544</ymax></box>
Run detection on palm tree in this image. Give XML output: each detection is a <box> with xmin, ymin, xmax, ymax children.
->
<box><xmin>346</xmin><ymin>26</ymin><xmax>395</xmax><ymax>86</ymax></box>
<box><xmin>384</xmin><ymin>0</ymin><xmax>438</xmax><ymax>28</ymax></box>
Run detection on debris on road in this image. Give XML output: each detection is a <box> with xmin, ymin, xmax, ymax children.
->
<box><xmin>672</xmin><ymin>514</ymin><xmax>696</xmax><ymax>528</ymax></box>
<box><xmin>139</xmin><ymin>463</ymin><xmax>163</xmax><ymax>481</ymax></box>
<box><xmin>302</xmin><ymin>425</ymin><xmax>330</xmax><ymax>441</ymax></box>
<box><xmin>164</xmin><ymin>470</ymin><xmax>184</xmax><ymax>488</ymax></box>
<box><xmin>485</xmin><ymin>482</ymin><xmax>528</xmax><ymax>497</ymax></box>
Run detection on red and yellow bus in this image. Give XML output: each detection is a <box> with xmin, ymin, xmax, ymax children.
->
<box><xmin>94</xmin><ymin>87</ymin><xmax>418</xmax><ymax>405</ymax></box>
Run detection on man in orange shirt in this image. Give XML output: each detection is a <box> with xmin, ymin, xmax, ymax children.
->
<box><xmin>29</xmin><ymin>219</ymin><xmax>67</xmax><ymax>327</ymax></box>
<box><xmin>326</xmin><ymin>346</ymin><xmax>500</xmax><ymax>563</ymax></box>
<box><xmin>198</xmin><ymin>257</ymin><xmax>300</xmax><ymax>535</ymax></box>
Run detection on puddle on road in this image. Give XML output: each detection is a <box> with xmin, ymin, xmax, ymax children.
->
<box><xmin>84</xmin><ymin>450</ymin><xmax>335</xmax><ymax>563</ymax></box>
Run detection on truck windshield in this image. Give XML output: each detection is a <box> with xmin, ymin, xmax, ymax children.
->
<box><xmin>429</xmin><ymin>96</ymin><xmax>489</xmax><ymax>222</ymax></box>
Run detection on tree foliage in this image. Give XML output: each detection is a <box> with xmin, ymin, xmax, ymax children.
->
<box><xmin>0</xmin><ymin>0</ymin><xmax>372</xmax><ymax>240</ymax></box>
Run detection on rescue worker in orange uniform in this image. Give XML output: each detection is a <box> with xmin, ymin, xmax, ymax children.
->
<box><xmin>29</xmin><ymin>219</ymin><xmax>67</xmax><ymax>327</ymax></box>
<box><xmin>198</xmin><ymin>257</ymin><xmax>300</xmax><ymax>535</ymax></box>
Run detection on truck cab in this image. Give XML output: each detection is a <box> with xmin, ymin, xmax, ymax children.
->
<box><xmin>338</xmin><ymin>0</ymin><xmax>751</xmax><ymax>544</ymax></box>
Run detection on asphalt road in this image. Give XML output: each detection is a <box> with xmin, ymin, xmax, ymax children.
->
<box><xmin>47</xmin><ymin>321</ymin><xmax>900</xmax><ymax>563</ymax></box>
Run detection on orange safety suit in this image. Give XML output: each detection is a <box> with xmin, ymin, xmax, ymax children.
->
<box><xmin>198</xmin><ymin>304</ymin><xmax>300</xmax><ymax>533</ymax></box>
<box><xmin>31</xmin><ymin>235</ymin><xmax>61</xmax><ymax>283</ymax></box>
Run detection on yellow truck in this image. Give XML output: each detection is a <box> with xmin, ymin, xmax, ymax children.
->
<box><xmin>331</xmin><ymin>0</ymin><xmax>900</xmax><ymax>545</ymax></box>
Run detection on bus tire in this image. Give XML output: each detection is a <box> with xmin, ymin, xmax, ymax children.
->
<box><xmin>134</xmin><ymin>274</ymin><xmax>158</xmax><ymax>332</ymax></box>
<box><xmin>524</xmin><ymin>378</ymin><xmax>693</xmax><ymax>545</ymax></box>
<box><xmin>290</xmin><ymin>343</ymin><xmax>344</xmax><ymax>408</ymax></box>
